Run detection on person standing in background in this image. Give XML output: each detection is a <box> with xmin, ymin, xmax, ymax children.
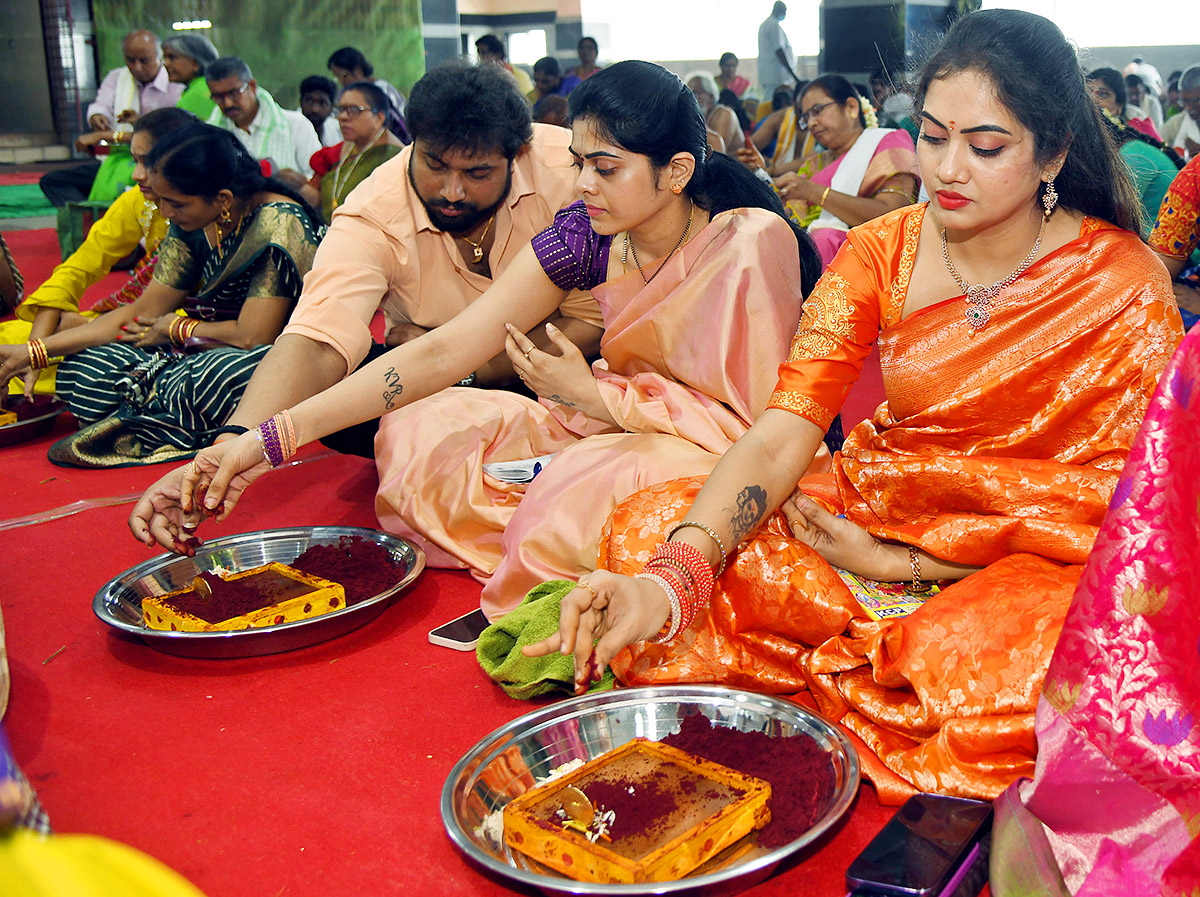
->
<box><xmin>757</xmin><ymin>2</ymin><xmax>798</xmax><ymax>103</ymax></box>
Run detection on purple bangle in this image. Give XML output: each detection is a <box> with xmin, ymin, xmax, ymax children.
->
<box><xmin>258</xmin><ymin>417</ymin><xmax>285</xmax><ymax>467</ymax></box>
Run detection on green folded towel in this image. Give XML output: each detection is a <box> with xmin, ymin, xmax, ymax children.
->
<box><xmin>477</xmin><ymin>579</ymin><xmax>615</xmax><ymax>700</ymax></box>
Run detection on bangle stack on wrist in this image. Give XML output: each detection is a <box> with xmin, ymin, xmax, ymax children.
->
<box><xmin>26</xmin><ymin>338</ymin><xmax>50</xmax><ymax>371</ymax></box>
<box><xmin>634</xmin><ymin>536</ymin><xmax>718</xmax><ymax>643</ymax></box>
<box><xmin>169</xmin><ymin>316</ymin><xmax>198</xmax><ymax>346</ymax></box>
<box><xmin>255</xmin><ymin>410</ymin><xmax>297</xmax><ymax>467</ymax></box>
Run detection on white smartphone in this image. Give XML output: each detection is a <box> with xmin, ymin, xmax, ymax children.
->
<box><xmin>428</xmin><ymin>608</ymin><xmax>490</xmax><ymax>651</ymax></box>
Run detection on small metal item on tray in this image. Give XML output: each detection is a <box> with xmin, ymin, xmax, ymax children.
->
<box><xmin>561</xmin><ymin>786</ymin><xmax>595</xmax><ymax>825</ymax></box>
<box><xmin>93</xmin><ymin>526</ymin><xmax>424</xmax><ymax>658</ymax></box>
<box><xmin>191</xmin><ymin>575</ymin><xmax>212</xmax><ymax>601</ymax></box>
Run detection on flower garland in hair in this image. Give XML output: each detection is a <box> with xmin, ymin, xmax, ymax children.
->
<box><xmin>859</xmin><ymin>95</ymin><xmax>879</xmax><ymax>130</ymax></box>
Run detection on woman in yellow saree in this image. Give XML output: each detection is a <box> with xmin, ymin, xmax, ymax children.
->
<box><xmin>526</xmin><ymin>10</ymin><xmax>1184</xmax><ymax>803</ymax></box>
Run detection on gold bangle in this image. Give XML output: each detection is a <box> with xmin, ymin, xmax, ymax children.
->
<box><xmin>27</xmin><ymin>338</ymin><xmax>50</xmax><ymax>371</ymax></box>
<box><xmin>819</xmin><ymin>185</ymin><xmax>831</xmax><ymax>206</ymax></box>
<box><xmin>665</xmin><ymin>520</ymin><xmax>728</xmax><ymax>576</ymax></box>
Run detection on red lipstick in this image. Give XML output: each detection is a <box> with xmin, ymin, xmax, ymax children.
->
<box><xmin>936</xmin><ymin>190</ymin><xmax>970</xmax><ymax>211</ymax></box>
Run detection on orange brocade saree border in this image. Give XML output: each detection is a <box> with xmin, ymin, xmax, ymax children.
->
<box><xmin>599</xmin><ymin>208</ymin><xmax>1183</xmax><ymax>803</ymax></box>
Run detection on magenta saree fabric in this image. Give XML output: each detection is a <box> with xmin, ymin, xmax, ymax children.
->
<box><xmin>992</xmin><ymin>326</ymin><xmax>1200</xmax><ymax>896</ymax></box>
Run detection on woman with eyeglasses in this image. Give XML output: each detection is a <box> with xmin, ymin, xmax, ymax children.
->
<box><xmin>304</xmin><ymin>82</ymin><xmax>404</xmax><ymax>223</ymax></box>
<box><xmin>770</xmin><ymin>74</ymin><xmax>919</xmax><ymax>267</ymax></box>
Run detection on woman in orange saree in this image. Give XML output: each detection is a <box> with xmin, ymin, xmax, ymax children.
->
<box><xmin>525</xmin><ymin>10</ymin><xmax>1184</xmax><ymax>803</ymax></box>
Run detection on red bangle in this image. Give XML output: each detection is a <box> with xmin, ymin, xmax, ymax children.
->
<box><xmin>647</xmin><ymin>540</ymin><xmax>714</xmax><ymax>609</ymax></box>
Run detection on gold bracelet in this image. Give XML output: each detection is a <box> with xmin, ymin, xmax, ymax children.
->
<box><xmin>906</xmin><ymin>545</ymin><xmax>934</xmax><ymax>595</ymax></box>
<box><xmin>819</xmin><ymin>185</ymin><xmax>831</xmax><ymax>206</ymax></box>
<box><xmin>666</xmin><ymin>520</ymin><xmax>728</xmax><ymax>576</ymax></box>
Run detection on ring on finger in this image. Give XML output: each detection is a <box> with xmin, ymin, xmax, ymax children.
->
<box><xmin>577</xmin><ymin>579</ymin><xmax>598</xmax><ymax>601</ymax></box>
<box><xmin>522</xmin><ymin>348</ymin><xmax>533</xmax><ymax>360</ymax></box>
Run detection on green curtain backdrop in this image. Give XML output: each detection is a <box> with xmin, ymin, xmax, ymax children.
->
<box><xmin>92</xmin><ymin>0</ymin><xmax>425</xmax><ymax>109</ymax></box>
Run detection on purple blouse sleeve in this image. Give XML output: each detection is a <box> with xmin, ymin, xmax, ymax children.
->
<box><xmin>531</xmin><ymin>201</ymin><xmax>612</xmax><ymax>291</ymax></box>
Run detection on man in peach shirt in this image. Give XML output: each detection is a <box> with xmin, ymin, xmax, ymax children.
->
<box><xmin>216</xmin><ymin>61</ymin><xmax>602</xmax><ymax>454</ymax></box>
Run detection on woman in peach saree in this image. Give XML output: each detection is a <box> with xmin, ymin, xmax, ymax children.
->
<box><xmin>374</xmin><ymin>201</ymin><xmax>813</xmax><ymax>619</ymax></box>
<box><xmin>526</xmin><ymin>11</ymin><xmax>1184</xmax><ymax>803</ymax></box>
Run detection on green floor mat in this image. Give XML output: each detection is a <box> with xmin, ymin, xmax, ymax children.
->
<box><xmin>0</xmin><ymin>183</ymin><xmax>56</xmax><ymax>219</ymax></box>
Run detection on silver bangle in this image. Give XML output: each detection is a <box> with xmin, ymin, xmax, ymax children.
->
<box><xmin>635</xmin><ymin>572</ymin><xmax>682</xmax><ymax>642</ymax></box>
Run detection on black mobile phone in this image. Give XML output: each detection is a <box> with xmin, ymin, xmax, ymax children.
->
<box><xmin>845</xmin><ymin>793</ymin><xmax>993</xmax><ymax>897</ymax></box>
<box><xmin>427</xmin><ymin>608</ymin><xmax>490</xmax><ymax>651</ymax></box>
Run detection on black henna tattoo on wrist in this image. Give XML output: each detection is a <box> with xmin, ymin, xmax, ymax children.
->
<box><xmin>726</xmin><ymin>485</ymin><xmax>768</xmax><ymax>543</ymax></box>
<box><xmin>382</xmin><ymin>366</ymin><xmax>403</xmax><ymax>410</ymax></box>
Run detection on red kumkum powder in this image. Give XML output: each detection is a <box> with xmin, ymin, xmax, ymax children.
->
<box><xmin>170</xmin><ymin>570</ymin><xmax>314</xmax><ymax>623</ymax></box>
<box><xmin>580</xmin><ymin>772</ymin><xmax>680</xmax><ymax>840</ymax></box>
<box><xmin>289</xmin><ymin>536</ymin><xmax>405</xmax><ymax>605</ymax></box>
<box><xmin>662</xmin><ymin>714</ymin><xmax>835</xmax><ymax>848</ymax></box>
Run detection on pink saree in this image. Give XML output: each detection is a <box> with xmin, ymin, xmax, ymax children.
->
<box><xmin>991</xmin><ymin>326</ymin><xmax>1200</xmax><ymax>896</ymax></box>
<box><xmin>372</xmin><ymin>209</ymin><xmax>808</xmax><ymax>618</ymax></box>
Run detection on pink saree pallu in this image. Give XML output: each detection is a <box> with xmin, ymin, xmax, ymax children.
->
<box><xmin>992</xmin><ymin>327</ymin><xmax>1200</xmax><ymax>897</ymax></box>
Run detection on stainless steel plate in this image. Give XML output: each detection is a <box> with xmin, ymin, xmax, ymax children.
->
<box><xmin>93</xmin><ymin>526</ymin><xmax>424</xmax><ymax>658</ymax></box>
<box><xmin>0</xmin><ymin>397</ymin><xmax>65</xmax><ymax>447</ymax></box>
<box><xmin>442</xmin><ymin>685</ymin><xmax>860</xmax><ymax>895</ymax></box>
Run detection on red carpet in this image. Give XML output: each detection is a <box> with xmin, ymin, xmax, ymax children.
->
<box><xmin>0</xmin><ymin>172</ymin><xmax>45</xmax><ymax>187</ymax></box>
<box><xmin>2</xmin><ymin>420</ymin><xmax>896</xmax><ymax>896</ymax></box>
<box><xmin>2</xmin><ymin>225</ymin><xmax>901</xmax><ymax>895</ymax></box>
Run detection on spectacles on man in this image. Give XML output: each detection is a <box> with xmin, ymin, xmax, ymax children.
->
<box><xmin>335</xmin><ymin>104</ymin><xmax>375</xmax><ymax>117</ymax></box>
<box><xmin>800</xmin><ymin>100</ymin><xmax>838</xmax><ymax>125</ymax></box>
<box><xmin>211</xmin><ymin>82</ymin><xmax>250</xmax><ymax>104</ymax></box>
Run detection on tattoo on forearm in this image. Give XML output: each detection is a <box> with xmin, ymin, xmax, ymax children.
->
<box><xmin>382</xmin><ymin>366</ymin><xmax>403</xmax><ymax>410</ymax></box>
<box><xmin>548</xmin><ymin>394</ymin><xmax>577</xmax><ymax>407</ymax></box>
<box><xmin>726</xmin><ymin>485</ymin><xmax>768</xmax><ymax>543</ymax></box>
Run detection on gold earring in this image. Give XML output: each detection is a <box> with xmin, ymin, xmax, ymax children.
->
<box><xmin>1042</xmin><ymin>175</ymin><xmax>1058</xmax><ymax>218</ymax></box>
<box><xmin>671</xmin><ymin>184</ymin><xmax>683</xmax><ymax>195</ymax></box>
<box><xmin>219</xmin><ymin>208</ymin><xmax>232</xmax><ymax>223</ymax></box>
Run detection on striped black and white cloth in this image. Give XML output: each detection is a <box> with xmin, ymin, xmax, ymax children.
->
<box><xmin>55</xmin><ymin>343</ymin><xmax>269</xmax><ymax>454</ymax></box>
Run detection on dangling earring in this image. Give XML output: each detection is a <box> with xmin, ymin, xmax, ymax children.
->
<box><xmin>671</xmin><ymin>183</ymin><xmax>683</xmax><ymax>195</ymax></box>
<box><xmin>1042</xmin><ymin>176</ymin><xmax>1059</xmax><ymax>219</ymax></box>
<box><xmin>219</xmin><ymin>208</ymin><xmax>232</xmax><ymax>224</ymax></box>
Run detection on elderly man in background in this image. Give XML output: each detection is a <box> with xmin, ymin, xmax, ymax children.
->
<box><xmin>40</xmin><ymin>29</ymin><xmax>183</xmax><ymax>206</ymax></box>
<box><xmin>757</xmin><ymin>1</ymin><xmax>798</xmax><ymax>103</ymax></box>
<box><xmin>1163</xmin><ymin>64</ymin><xmax>1200</xmax><ymax>158</ymax></box>
<box><xmin>205</xmin><ymin>56</ymin><xmax>320</xmax><ymax>182</ymax></box>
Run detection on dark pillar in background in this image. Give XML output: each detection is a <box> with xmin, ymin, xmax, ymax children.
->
<box><xmin>820</xmin><ymin>0</ymin><xmax>956</xmax><ymax>77</ymax></box>
<box><xmin>422</xmin><ymin>0</ymin><xmax>460</xmax><ymax>70</ymax></box>
<box><xmin>555</xmin><ymin>19</ymin><xmax>582</xmax><ymax>64</ymax></box>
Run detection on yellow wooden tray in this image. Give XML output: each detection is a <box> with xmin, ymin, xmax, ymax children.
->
<box><xmin>142</xmin><ymin>562</ymin><xmax>345</xmax><ymax>632</ymax></box>
<box><xmin>503</xmin><ymin>738</ymin><xmax>770</xmax><ymax>884</ymax></box>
